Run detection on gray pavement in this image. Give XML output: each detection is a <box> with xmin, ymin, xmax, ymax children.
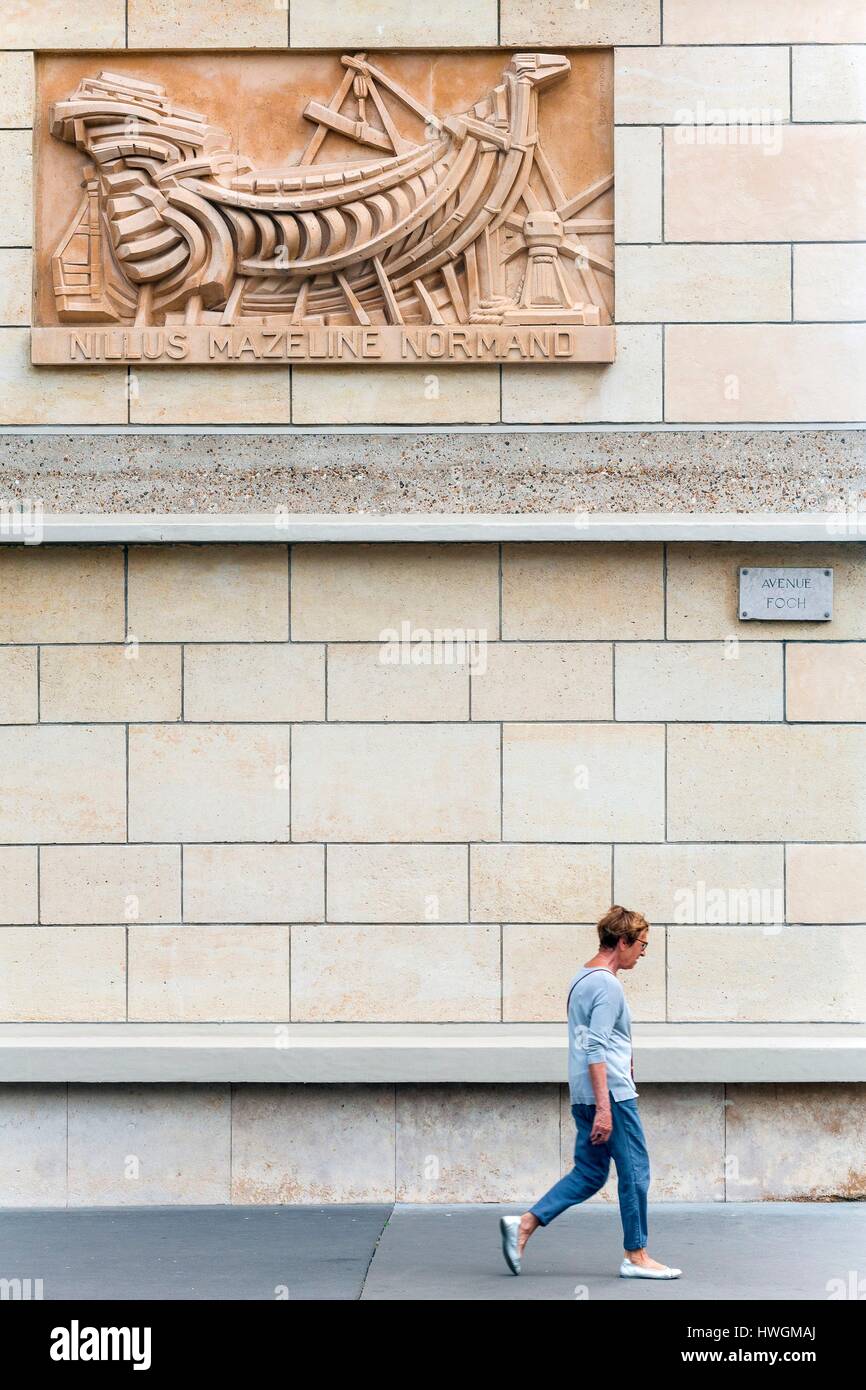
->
<box><xmin>0</xmin><ymin>1205</ymin><xmax>390</xmax><ymax>1301</ymax></box>
<box><xmin>1</xmin><ymin>1202</ymin><xmax>862</xmax><ymax>1300</ymax></box>
<box><xmin>363</xmin><ymin>1202</ymin><xmax>865</xmax><ymax>1300</ymax></box>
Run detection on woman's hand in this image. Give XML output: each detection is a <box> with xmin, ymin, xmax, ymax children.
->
<box><xmin>590</xmin><ymin>1107</ymin><xmax>613</xmax><ymax>1144</ymax></box>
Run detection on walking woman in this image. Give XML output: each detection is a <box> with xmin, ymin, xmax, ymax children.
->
<box><xmin>500</xmin><ymin>906</ymin><xmax>682</xmax><ymax>1280</ymax></box>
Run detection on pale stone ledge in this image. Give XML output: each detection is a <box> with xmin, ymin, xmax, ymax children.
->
<box><xmin>0</xmin><ymin>1023</ymin><xmax>864</xmax><ymax>1084</ymax></box>
<box><xmin>1</xmin><ymin>512</ymin><xmax>865</xmax><ymax>544</ymax></box>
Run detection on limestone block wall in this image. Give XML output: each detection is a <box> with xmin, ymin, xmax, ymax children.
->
<box><xmin>1</xmin><ymin>539</ymin><xmax>866</xmax><ymax>1026</ymax></box>
<box><xmin>1</xmin><ymin>0</ymin><xmax>865</xmax><ymax>1208</ymax></box>
<box><xmin>0</xmin><ymin>1</ymin><xmax>864</xmax><ymax>427</ymax></box>
<box><xmin>1</xmin><ymin>537</ymin><xmax>866</xmax><ymax>1205</ymax></box>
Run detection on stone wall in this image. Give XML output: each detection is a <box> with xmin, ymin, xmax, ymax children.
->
<box><xmin>3</xmin><ymin>1082</ymin><xmax>864</xmax><ymax>1205</ymax></box>
<box><xmin>1</xmin><ymin>1</ymin><xmax>865</xmax><ymax>429</ymax></box>
<box><xmin>2</xmin><ymin>540</ymin><xmax>865</xmax><ymax>1028</ymax></box>
<box><xmin>1</xmin><ymin>1</ymin><xmax>865</xmax><ymax>1208</ymax></box>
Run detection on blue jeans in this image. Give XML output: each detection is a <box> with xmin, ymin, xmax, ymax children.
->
<box><xmin>529</xmin><ymin>1096</ymin><xmax>650</xmax><ymax>1252</ymax></box>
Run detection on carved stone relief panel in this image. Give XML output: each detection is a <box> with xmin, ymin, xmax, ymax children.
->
<box><xmin>32</xmin><ymin>50</ymin><xmax>614</xmax><ymax>366</ymax></box>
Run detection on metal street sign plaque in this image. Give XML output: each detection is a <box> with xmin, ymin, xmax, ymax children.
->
<box><xmin>739</xmin><ymin>567</ymin><xmax>833</xmax><ymax>621</ymax></box>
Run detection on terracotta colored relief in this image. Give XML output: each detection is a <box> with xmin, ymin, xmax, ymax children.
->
<box><xmin>32</xmin><ymin>50</ymin><xmax>614</xmax><ymax>365</ymax></box>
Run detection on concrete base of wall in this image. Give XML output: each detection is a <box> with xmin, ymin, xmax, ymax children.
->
<box><xmin>2</xmin><ymin>1082</ymin><xmax>863</xmax><ymax>1207</ymax></box>
<box><xmin>1</xmin><ymin>430</ymin><xmax>863</xmax><ymax>514</ymax></box>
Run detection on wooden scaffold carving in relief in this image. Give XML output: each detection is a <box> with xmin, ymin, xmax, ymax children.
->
<box><xmin>32</xmin><ymin>51</ymin><xmax>615</xmax><ymax>365</ymax></box>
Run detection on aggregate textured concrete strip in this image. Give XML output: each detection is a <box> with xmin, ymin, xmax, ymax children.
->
<box><xmin>0</xmin><ymin>431</ymin><xmax>862</xmax><ymax>515</ymax></box>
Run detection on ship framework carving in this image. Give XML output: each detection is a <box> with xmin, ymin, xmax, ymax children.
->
<box><xmin>47</xmin><ymin>52</ymin><xmax>613</xmax><ymax>337</ymax></box>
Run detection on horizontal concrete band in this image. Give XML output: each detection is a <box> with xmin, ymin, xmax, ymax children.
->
<box><xmin>0</xmin><ymin>431</ymin><xmax>862</xmax><ymax>516</ymax></box>
<box><xmin>2</xmin><ymin>1023</ymin><xmax>864</xmax><ymax>1084</ymax></box>
<box><xmin>1</xmin><ymin>512</ymin><xmax>864</xmax><ymax>543</ymax></box>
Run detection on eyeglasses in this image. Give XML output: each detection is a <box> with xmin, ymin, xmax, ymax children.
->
<box><xmin>635</xmin><ymin>937</ymin><xmax>649</xmax><ymax>951</ymax></box>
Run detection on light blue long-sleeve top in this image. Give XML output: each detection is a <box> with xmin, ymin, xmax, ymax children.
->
<box><xmin>567</xmin><ymin>966</ymin><xmax>638</xmax><ymax>1104</ymax></box>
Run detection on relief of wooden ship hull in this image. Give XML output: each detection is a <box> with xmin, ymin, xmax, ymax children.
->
<box><xmin>48</xmin><ymin>53</ymin><xmax>613</xmax><ymax>331</ymax></box>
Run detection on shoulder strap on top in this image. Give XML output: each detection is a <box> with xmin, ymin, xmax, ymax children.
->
<box><xmin>566</xmin><ymin>966</ymin><xmax>614</xmax><ymax>1013</ymax></box>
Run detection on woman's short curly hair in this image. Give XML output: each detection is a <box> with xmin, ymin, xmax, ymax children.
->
<box><xmin>597</xmin><ymin>905</ymin><xmax>649</xmax><ymax>950</ymax></box>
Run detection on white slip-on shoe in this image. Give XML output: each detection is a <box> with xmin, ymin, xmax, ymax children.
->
<box><xmin>500</xmin><ymin>1215</ymin><xmax>522</xmax><ymax>1275</ymax></box>
<box><xmin>619</xmin><ymin>1258</ymin><xmax>682</xmax><ymax>1279</ymax></box>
